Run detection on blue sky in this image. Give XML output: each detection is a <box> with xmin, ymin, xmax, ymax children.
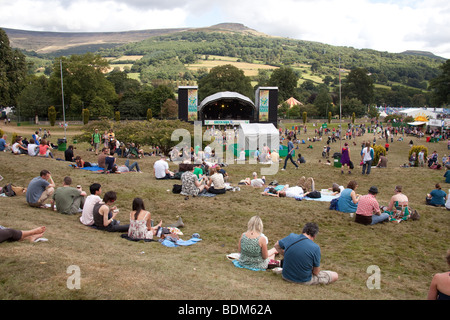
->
<box><xmin>1</xmin><ymin>0</ymin><xmax>449</xmax><ymax>58</ymax></box>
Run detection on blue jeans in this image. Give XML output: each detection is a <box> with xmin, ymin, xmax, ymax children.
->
<box><xmin>125</xmin><ymin>159</ymin><xmax>141</xmax><ymax>172</ymax></box>
<box><xmin>283</xmin><ymin>153</ymin><xmax>298</xmax><ymax>169</ymax></box>
<box><xmin>362</xmin><ymin>160</ymin><xmax>372</xmax><ymax>174</ymax></box>
<box><xmin>371</xmin><ymin>212</ymin><xmax>390</xmax><ymax>224</ymax></box>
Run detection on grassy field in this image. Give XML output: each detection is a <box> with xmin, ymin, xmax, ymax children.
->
<box><xmin>0</xmin><ymin>121</ymin><xmax>449</xmax><ymax>301</ymax></box>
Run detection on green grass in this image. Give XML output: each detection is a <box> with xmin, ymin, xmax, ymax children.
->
<box><xmin>0</xmin><ymin>121</ymin><xmax>449</xmax><ymax>300</ymax></box>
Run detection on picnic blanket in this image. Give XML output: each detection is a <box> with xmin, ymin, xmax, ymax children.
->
<box><xmin>302</xmin><ymin>194</ymin><xmax>339</xmax><ymax>202</ymax></box>
<box><xmin>79</xmin><ymin>166</ymin><xmax>104</xmax><ymax>172</ymax></box>
<box><xmin>160</xmin><ymin>236</ymin><xmax>202</xmax><ymax>247</ymax></box>
<box><xmin>297</xmin><ymin>189</ymin><xmax>339</xmax><ymax>202</ymax></box>
<box><xmin>226</xmin><ymin>253</ymin><xmax>265</xmax><ymax>271</ymax></box>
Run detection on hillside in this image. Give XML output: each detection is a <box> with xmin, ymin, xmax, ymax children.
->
<box><xmin>2</xmin><ymin>23</ymin><xmax>264</xmax><ymax>55</ymax></box>
<box><xmin>2</xmin><ymin>23</ymin><xmax>447</xmax><ymax>107</ymax></box>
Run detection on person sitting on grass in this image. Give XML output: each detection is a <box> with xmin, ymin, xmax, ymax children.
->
<box><xmin>92</xmin><ymin>191</ymin><xmax>129</xmax><ymax>232</ymax></box>
<box><xmin>337</xmin><ymin>180</ymin><xmax>360</xmax><ymax>213</ymax></box>
<box><xmin>426</xmin><ymin>183</ymin><xmax>447</xmax><ymax>207</ymax></box>
<box><xmin>205</xmin><ymin>166</ymin><xmax>226</xmax><ymax>194</ymax></box>
<box><xmin>128</xmin><ymin>198</ymin><xmax>162</xmax><ymax>240</ymax></box>
<box><xmin>354</xmin><ymin>186</ymin><xmax>390</xmax><ymax>225</ymax></box>
<box><xmin>52</xmin><ymin>176</ymin><xmax>87</xmax><ymax>215</ymax></box>
<box><xmin>0</xmin><ymin>226</ymin><xmax>46</xmax><ymax>244</ymax></box>
<box><xmin>273</xmin><ymin>222</ymin><xmax>338</xmax><ymax>285</ymax></box>
<box><xmin>235</xmin><ymin>216</ymin><xmax>278</xmax><ymax>271</ymax></box>
<box><xmin>427</xmin><ymin>249</ymin><xmax>450</xmax><ymax>300</ymax></box>
<box><xmin>26</xmin><ymin>170</ymin><xmax>56</xmax><ymax>209</ymax></box>
<box><xmin>180</xmin><ymin>164</ymin><xmax>205</xmax><ymax>197</ymax></box>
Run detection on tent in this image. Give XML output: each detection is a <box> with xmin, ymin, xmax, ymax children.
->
<box><xmin>232</xmin><ymin>123</ymin><xmax>279</xmax><ymax>157</ymax></box>
<box><xmin>399</xmin><ymin>108</ymin><xmax>437</xmax><ymax>120</ymax></box>
<box><xmin>284</xmin><ymin>97</ymin><xmax>303</xmax><ymax>108</ymax></box>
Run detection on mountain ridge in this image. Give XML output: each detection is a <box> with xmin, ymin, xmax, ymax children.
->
<box><xmin>2</xmin><ymin>23</ymin><xmax>270</xmax><ymax>54</ymax></box>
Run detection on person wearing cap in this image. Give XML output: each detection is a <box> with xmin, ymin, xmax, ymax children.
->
<box><xmin>355</xmin><ymin>186</ymin><xmax>389</xmax><ymax>225</ymax></box>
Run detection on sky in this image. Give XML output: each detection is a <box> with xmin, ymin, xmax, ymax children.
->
<box><xmin>1</xmin><ymin>0</ymin><xmax>449</xmax><ymax>59</ymax></box>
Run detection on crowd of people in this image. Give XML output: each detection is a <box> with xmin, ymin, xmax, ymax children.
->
<box><xmin>1</xmin><ymin>123</ymin><xmax>448</xmax><ymax>297</ymax></box>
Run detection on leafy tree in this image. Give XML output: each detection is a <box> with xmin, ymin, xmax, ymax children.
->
<box><xmin>149</xmin><ymin>85</ymin><xmax>175</xmax><ymax>118</ymax></box>
<box><xmin>82</xmin><ymin>108</ymin><xmax>89</xmax><ymax>125</ymax></box>
<box><xmin>161</xmin><ymin>99</ymin><xmax>178</xmax><ymax>119</ymax></box>
<box><xmin>268</xmin><ymin>66</ymin><xmax>299</xmax><ymax>102</ymax></box>
<box><xmin>342</xmin><ymin>68</ymin><xmax>374</xmax><ymax>105</ymax></box>
<box><xmin>314</xmin><ymin>88</ymin><xmax>332</xmax><ymax>117</ymax></box>
<box><xmin>198</xmin><ymin>64</ymin><xmax>254</xmax><ymax>101</ymax></box>
<box><xmin>48</xmin><ymin>106</ymin><xmax>57</xmax><ymax>126</ymax></box>
<box><xmin>17</xmin><ymin>75</ymin><xmax>52</xmax><ymax>118</ymax></box>
<box><xmin>147</xmin><ymin>108</ymin><xmax>153</xmax><ymax>121</ymax></box>
<box><xmin>90</xmin><ymin>97</ymin><xmax>113</xmax><ymax>119</ymax></box>
<box><xmin>341</xmin><ymin>97</ymin><xmax>365</xmax><ymax>117</ymax></box>
<box><xmin>0</xmin><ymin>28</ymin><xmax>27</xmax><ymax>107</ymax></box>
<box><xmin>47</xmin><ymin>53</ymin><xmax>117</xmax><ymax>116</ymax></box>
<box><xmin>429</xmin><ymin>60</ymin><xmax>450</xmax><ymax>107</ymax></box>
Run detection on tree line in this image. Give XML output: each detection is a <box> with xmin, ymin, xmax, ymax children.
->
<box><xmin>1</xmin><ymin>28</ymin><xmax>449</xmax><ymax>123</ymax></box>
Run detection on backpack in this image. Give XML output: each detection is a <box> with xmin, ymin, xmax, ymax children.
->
<box><xmin>329</xmin><ymin>198</ymin><xmax>339</xmax><ymax>210</ymax></box>
<box><xmin>307</xmin><ymin>190</ymin><xmax>321</xmax><ymax>198</ymax></box>
<box><xmin>1</xmin><ymin>183</ymin><xmax>15</xmax><ymax>197</ymax></box>
<box><xmin>172</xmin><ymin>184</ymin><xmax>182</xmax><ymax>194</ymax></box>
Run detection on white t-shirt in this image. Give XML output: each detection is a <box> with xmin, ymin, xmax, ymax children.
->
<box><xmin>12</xmin><ymin>142</ymin><xmax>20</xmax><ymax>154</ymax></box>
<box><xmin>28</xmin><ymin>144</ymin><xmax>38</xmax><ymax>156</ymax></box>
<box><xmin>251</xmin><ymin>178</ymin><xmax>265</xmax><ymax>188</ymax></box>
<box><xmin>80</xmin><ymin>194</ymin><xmax>102</xmax><ymax>226</ymax></box>
<box><xmin>362</xmin><ymin>147</ymin><xmax>373</xmax><ymax>162</ymax></box>
<box><xmin>285</xmin><ymin>186</ymin><xmax>304</xmax><ymax>198</ymax></box>
<box><xmin>154</xmin><ymin>159</ymin><xmax>169</xmax><ymax>179</ymax></box>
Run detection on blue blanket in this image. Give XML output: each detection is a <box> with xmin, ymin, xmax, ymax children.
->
<box><xmin>232</xmin><ymin>260</ymin><xmax>265</xmax><ymax>271</ymax></box>
<box><xmin>69</xmin><ymin>165</ymin><xmax>104</xmax><ymax>172</ymax></box>
<box><xmin>160</xmin><ymin>237</ymin><xmax>202</xmax><ymax>247</ymax></box>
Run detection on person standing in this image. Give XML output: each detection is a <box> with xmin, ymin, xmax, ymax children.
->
<box><xmin>340</xmin><ymin>142</ymin><xmax>352</xmax><ymax>174</ymax></box>
<box><xmin>91</xmin><ymin>129</ymin><xmax>102</xmax><ymax>155</ymax></box>
<box><xmin>361</xmin><ymin>142</ymin><xmax>374</xmax><ymax>175</ymax></box>
<box><xmin>274</xmin><ymin>222</ymin><xmax>338</xmax><ymax>285</ymax></box>
<box><xmin>281</xmin><ymin>136</ymin><xmax>298</xmax><ymax>171</ymax></box>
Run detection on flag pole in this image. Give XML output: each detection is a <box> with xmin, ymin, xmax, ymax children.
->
<box><xmin>339</xmin><ymin>55</ymin><xmax>342</xmax><ymax>151</ymax></box>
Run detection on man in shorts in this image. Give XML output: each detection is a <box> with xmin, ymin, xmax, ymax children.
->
<box><xmin>274</xmin><ymin>222</ymin><xmax>338</xmax><ymax>285</ymax></box>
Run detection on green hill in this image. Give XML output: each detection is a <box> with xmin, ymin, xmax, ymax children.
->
<box><xmin>3</xmin><ymin>23</ymin><xmax>446</xmax><ymax>97</ymax></box>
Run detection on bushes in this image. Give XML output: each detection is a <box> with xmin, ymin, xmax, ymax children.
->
<box><xmin>48</xmin><ymin>106</ymin><xmax>57</xmax><ymax>126</ymax></box>
<box><xmin>372</xmin><ymin>144</ymin><xmax>386</xmax><ymax>165</ymax></box>
<box><xmin>409</xmin><ymin>145</ymin><xmax>428</xmax><ymax>167</ymax></box>
<box><xmin>76</xmin><ymin>119</ymin><xmax>196</xmax><ymax>155</ymax></box>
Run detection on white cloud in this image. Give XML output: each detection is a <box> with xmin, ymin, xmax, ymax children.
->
<box><xmin>0</xmin><ymin>0</ymin><xmax>449</xmax><ymax>58</ymax></box>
